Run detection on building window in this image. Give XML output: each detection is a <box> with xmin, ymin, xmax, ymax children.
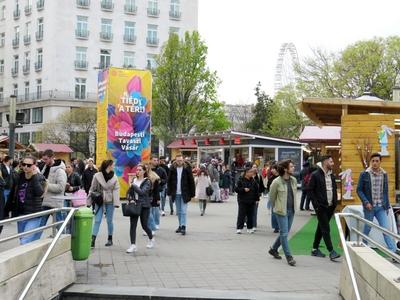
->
<box><xmin>75</xmin><ymin>78</ymin><xmax>86</xmax><ymax>99</ymax></box>
<box><xmin>124</xmin><ymin>21</ymin><xmax>136</xmax><ymax>43</ymax></box>
<box><xmin>147</xmin><ymin>0</ymin><xmax>159</xmax><ymax>16</ymax></box>
<box><xmin>14</xmin><ymin>26</ymin><xmax>20</xmax><ymax>43</ymax></box>
<box><xmin>24</xmin><ymin>81</ymin><xmax>30</xmax><ymax>100</ymax></box>
<box><xmin>123</xmin><ymin>51</ymin><xmax>135</xmax><ymax>68</ymax></box>
<box><xmin>169</xmin><ymin>0</ymin><xmax>181</xmax><ymax>19</ymax></box>
<box><xmin>146</xmin><ymin>53</ymin><xmax>157</xmax><ymax>70</ymax></box>
<box><xmin>32</xmin><ymin>131</ymin><xmax>42</xmax><ymax>143</ymax></box>
<box><xmin>0</xmin><ymin>87</ymin><xmax>3</xmax><ymax>102</ymax></box>
<box><xmin>75</xmin><ymin>47</ymin><xmax>88</xmax><ymax>69</ymax></box>
<box><xmin>36</xmin><ymin>17</ymin><xmax>44</xmax><ymax>40</ymax></box>
<box><xmin>1</xmin><ymin>5</ymin><xmax>5</xmax><ymax>20</ymax></box>
<box><xmin>36</xmin><ymin>79</ymin><xmax>42</xmax><ymax>99</ymax></box>
<box><xmin>12</xmin><ymin>55</ymin><xmax>19</xmax><ymax>76</ymax></box>
<box><xmin>0</xmin><ymin>33</ymin><xmax>5</xmax><ymax>47</ymax></box>
<box><xmin>100</xmin><ymin>49</ymin><xmax>111</xmax><ymax>69</ymax></box>
<box><xmin>146</xmin><ymin>24</ymin><xmax>158</xmax><ymax>46</ymax></box>
<box><xmin>32</xmin><ymin>107</ymin><xmax>43</xmax><ymax>123</ymax></box>
<box><xmin>0</xmin><ymin>112</ymin><xmax>2</xmax><ymax>127</ymax></box>
<box><xmin>35</xmin><ymin>48</ymin><xmax>43</xmax><ymax>70</ymax></box>
<box><xmin>124</xmin><ymin>0</ymin><xmax>137</xmax><ymax>14</ymax></box>
<box><xmin>169</xmin><ymin>26</ymin><xmax>180</xmax><ymax>35</ymax></box>
<box><xmin>18</xmin><ymin>109</ymin><xmax>31</xmax><ymax>124</ymax></box>
<box><xmin>76</xmin><ymin>16</ymin><xmax>89</xmax><ymax>38</ymax></box>
<box><xmin>0</xmin><ymin>60</ymin><xmax>4</xmax><ymax>74</ymax></box>
<box><xmin>100</xmin><ymin>18</ymin><xmax>112</xmax><ymax>40</ymax></box>
<box><xmin>23</xmin><ymin>51</ymin><xmax>30</xmax><ymax>73</ymax></box>
<box><xmin>13</xmin><ymin>84</ymin><xmax>18</xmax><ymax>97</ymax></box>
<box><xmin>19</xmin><ymin>132</ymin><xmax>30</xmax><ymax>145</ymax></box>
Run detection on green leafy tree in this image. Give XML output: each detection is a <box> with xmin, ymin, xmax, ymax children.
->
<box><xmin>152</xmin><ymin>31</ymin><xmax>228</xmax><ymax>143</ymax></box>
<box><xmin>267</xmin><ymin>85</ymin><xmax>311</xmax><ymax>139</ymax></box>
<box><xmin>295</xmin><ymin>36</ymin><xmax>400</xmax><ymax>100</ymax></box>
<box><xmin>246</xmin><ymin>82</ymin><xmax>274</xmax><ymax>133</ymax></box>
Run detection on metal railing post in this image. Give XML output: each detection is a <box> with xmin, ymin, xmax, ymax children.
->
<box><xmin>356</xmin><ymin>218</ymin><xmax>361</xmax><ymax>246</ymax></box>
<box><xmin>52</xmin><ymin>211</ymin><xmax>57</xmax><ymax>237</ymax></box>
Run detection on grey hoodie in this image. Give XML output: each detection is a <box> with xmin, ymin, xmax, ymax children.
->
<box><xmin>41</xmin><ymin>160</ymin><xmax>67</xmax><ymax>208</ymax></box>
<box><xmin>317</xmin><ymin>162</ymin><xmax>333</xmax><ymax>206</ymax></box>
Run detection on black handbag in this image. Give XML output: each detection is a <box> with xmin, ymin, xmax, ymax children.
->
<box><xmin>122</xmin><ymin>201</ymin><xmax>142</xmax><ymax>217</ymax></box>
<box><xmin>206</xmin><ymin>185</ymin><xmax>214</xmax><ymax>196</ymax></box>
<box><xmin>90</xmin><ymin>191</ymin><xmax>103</xmax><ymax>207</ymax></box>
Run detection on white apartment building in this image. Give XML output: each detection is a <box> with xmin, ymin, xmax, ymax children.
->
<box><xmin>0</xmin><ymin>0</ymin><xmax>198</xmax><ymax>151</ymax></box>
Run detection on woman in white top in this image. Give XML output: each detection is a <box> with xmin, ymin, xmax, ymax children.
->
<box><xmin>195</xmin><ymin>167</ymin><xmax>211</xmax><ymax>216</ymax></box>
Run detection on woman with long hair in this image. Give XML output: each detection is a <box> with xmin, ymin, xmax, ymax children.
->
<box><xmin>126</xmin><ymin>164</ymin><xmax>155</xmax><ymax>253</ymax></box>
<box><xmin>195</xmin><ymin>167</ymin><xmax>211</xmax><ymax>216</ymax></box>
<box><xmin>146</xmin><ymin>165</ymin><xmax>161</xmax><ymax>233</ymax></box>
<box><xmin>88</xmin><ymin>159</ymin><xmax>120</xmax><ymax>248</ymax></box>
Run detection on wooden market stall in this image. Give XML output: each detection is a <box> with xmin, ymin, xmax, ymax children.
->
<box><xmin>299</xmin><ymin>96</ymin><xmax>400</xmax><ymax>209</ymax></box>
<box><xmin>28</xmin><ymin>143</ymin><xmax>74</xmax><ymax>162</ymax></box>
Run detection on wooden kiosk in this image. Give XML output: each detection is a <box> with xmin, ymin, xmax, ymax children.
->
<box><xmin>299</xmin><ymin>96</ymin><xmax>400</xmax><ymax>209</ymax></box>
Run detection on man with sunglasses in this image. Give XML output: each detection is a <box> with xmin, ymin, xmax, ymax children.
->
<box><xmin>15</xmin><ymin>156</ymin><xmax>47</xmax><ymax>244</ymax></box>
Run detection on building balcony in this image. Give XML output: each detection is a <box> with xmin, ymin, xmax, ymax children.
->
<box><xmin>25</xmin><ymin>5</ymin><xmax>32</xmax><ymax>15</ymax></box>
<box><xmin>124</xmin><ymin>4</ymin><xmax>137</xmax><ymax>14</ymax></box>
<box><xmin>147</xmin><ymin>7</ymin><xmax>160</xmax><ymax>17</ymax></box>
<box><xmin>13</xmin><ymin>9</ymin><xmax>21</xmax><ymax>20</ymax></box>
<box><xmin>24</xmin><ymin>35</ymin><xmax>31</xmax><ymax>45</ymax></box>
<box><xmin>75</xmin><ymin>29</ymin><xmax>89</xmax><ymax>39</ymax></box>
<box><xmin>123</xmin><ymin>64</ymin><xmax>135</xmax><ymax>69</ymax></box>
<box><xmin>12</xmin><ymin>38</ymin><xmax>20</xmax><ymax>48</ymax></box>
<box><xmin>35</xmin><ymin>62</ymin><xmax>42</xmax><ymax>72</ymax></box>
<box><xmin>76</xmin><ymin>0</ymin><xmax>90</xmax><ymax>8</ymax></box>
<box><xmin>36</xmin><ymin>31</ymin><xmax>43</xmax><ymax>41</ymax></box>
<box><xmin>99</xmin><ymin>32</ymin><xmax>113</xmax><ymax>42</ymax></box>
<box><xmin>37</xmin><ymin>0</ymin><xmax>45</xmax><ymax>11</ymax></box>
<box><xmin>11</xmin><ymin>68</ymin><xmax>18</xmax><ymax>77</ymax></box>
<box><xmin>123</xmin><ymin>34</ymin><xmax>136</xmax><ymax>44</ymax></box>
<box><xmin>23</xmin><ymin>64</ymin><xmax>30</xmax><ymax>75</ymax></box>
<box><xmin>146</xmin><ymin>37</ymin><xmax>159</xmax><ymax>47</ymax></box>
<box><xmin>0</xmin><ymin>67</ymin><xmax>4</xmax><ymax>74</ymax></box>
<box><xmin>101</xmin><ymin>0</ymin><xmax>114</xmax><ymax>11</ymax></box>
<box><xmin>169</xmin><ymin>10</ymin><xmax>181</xmax><ymax>20</ymax></box>
<box><xmin>0</xmin><ymin>90</ymin><xmax>98</xmax><ymax>104</ymax></box>
<box><xmin>75</xmin><ymin>60</ymin><xmax>88</xmax><ymax>70</ymax></box>
<box><xmin>98</xmin><ymin>62</ymin><xmax>110</xmax><ymax>69</ymax></box>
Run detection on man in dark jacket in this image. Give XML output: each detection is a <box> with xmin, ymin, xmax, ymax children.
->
<box><xmin>356</xmin><ymin>153</ymin><xmax>397</xmax><ymax>254</ymax></box>
<box><xmin>308</xmin><ymin>155</ymin><xmax>341</xmax><ymax>260</ymax></box>
<box><xmin>159</xmin><ymin>156</ymin><xmax>173</xmax><ymax>215</ymax></box>
<box><xmin>167</xmin><ymin>154</ymin><xmax>195</xmax><ymax>235</ymax></box>
<box><xmin>1</xmin><ymin>155</ymin><xmax>14</xmax><ymax>205</ymax></box>
<box><xmin>82</xmin><ymin>158</ymin><xmax>97</xmax><ymax>194</ymax></box>
<box><xmin>150</xmin><ymin>156</ymin><xmax>167</xmax><ymax>218</ymax></box>
<box><xmin>15</xmin><ymin>156</ymin><xmax>46</xmax><ymax>244</ymax></box>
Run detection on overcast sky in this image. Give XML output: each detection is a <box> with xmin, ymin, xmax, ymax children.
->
<box><xmin>198</xmin><ymin>0</ymin><xmax>400</xmax><ymax>104</ymax></box>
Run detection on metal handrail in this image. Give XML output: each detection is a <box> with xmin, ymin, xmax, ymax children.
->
<box><xmin>0</xmin><ymin>208</ymin><xmax>76</xmax><ymax>300</ymax></box>
<box><xmin>335</xmin><ymin>212</ymin><xmax>400</xmax><ymax>300</ymax></box>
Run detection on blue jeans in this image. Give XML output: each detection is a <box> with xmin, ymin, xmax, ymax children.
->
<box><xmin>174</xmin><ymin>194</ymin><xmax>187</xmax><ymax>226</ymax></box>
<box><xmin>271</xmin><ymin>212</ymin><xmax>279</xmax><ymax>230</ymax></box>
<box><xmin>363</xmin><ymin>205</ymin><xmax>397</xmax><ymax>252</ymax></box>
<box><xmin>17</xmin><ymin>217</ymin><xmax>42</xmax><ymax>245</ymax></box>
<box><xmin>3</xmin><ymin>189</ymin><xmax>10</xmax><ymax>204</ymax></box>
<box><xmin>37</xmin><ymin>207</ymin><xmax>66</xmax><ymax>239</ymax></box>
<box><xmin>92</xmin><ymin>203</ymin><xmax>115</xmax><ymax>236</ymax></box>
<box><xmin>272</xmin><ymin>209</ymin><xmax>295</xmax><ymax>256</ymax></box>
<box><xmin>147</xmin><ymin>207</ymin><xmax>160</xmax><ymax>231</ymax></box>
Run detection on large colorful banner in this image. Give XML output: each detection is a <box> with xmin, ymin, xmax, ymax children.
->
<box><xmin>97</xmin><ymin>67</ymin><xmax>152</xmax><ymax>196</ymax></box>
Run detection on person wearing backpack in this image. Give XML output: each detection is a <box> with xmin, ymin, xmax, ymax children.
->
<box><xmin>299</xmin><ymin>162</ymin><xmax>311</xmax><ymax>211</ymax></box>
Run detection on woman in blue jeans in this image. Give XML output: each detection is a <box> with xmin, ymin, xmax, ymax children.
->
<box><xmin>147</xmin><ymin>166</ymin><xmax>160</xmax><ymax>232</ymax></box>
<box><xmin>268</xmin><ymin>159</ymin><xmax>297</xmax><ymax>266</ymax></box>
<box><xmin>88</xmin><ymin>160</ymin><xmax>120</xmax><ymax>248</ymax></box>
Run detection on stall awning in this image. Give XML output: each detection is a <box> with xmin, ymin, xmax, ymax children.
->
<box><xmin>167</xmin><ymin>139</ymin><xmax>197</xmax><ymax>149</ymax></box>
<box><xmin>298</xmin><ymin>98</ymin><xmax>400</xmax><ymax>126</ymax></box>
<box><xmin>299</xmin><ymin>126</ymin><xmax>341</xmax><ymax>142</ymax></box>
<box><xmin>30</xmin><ymin>143</ymin><xmax>74</xmax><ymax>153</ymax></box>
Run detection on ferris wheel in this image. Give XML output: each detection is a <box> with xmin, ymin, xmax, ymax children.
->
<box><xmin>274</xmin><ymin>42</ymin><xmax>299</xmax><ymax>92</ymax></box>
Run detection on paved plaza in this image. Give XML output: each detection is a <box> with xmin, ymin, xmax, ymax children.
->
<box><xmin>72</xmin><ymin>194</ymin><xmax>342</xmax><ymax>299</ymax></box>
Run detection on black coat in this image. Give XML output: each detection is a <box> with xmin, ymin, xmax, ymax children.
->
<box><xmin>0</xmin><ymin>176</ymin><xmax>5</xmax><ymax>234</ymax></box>
<box><xmin>14</xmin><ymin>172</ymin><xmax>46</xmax><ymax>215</ymax></box>
<box><xmin>128</xmin><ymin>178</ymin><xmax>152</xmax><ymax>208</ymax></box>
<box><xmin>153</xmin><ymin>166</ymin><xmax>167</xmax><ymax>187</ymax></box>
<box><xmin>254</xmin><ymin>174</ymin><xmax>265</xmax><ymax>195</ymax></box>
<box><xmin>66</xmin><ymin>172</ymin><xmax>81</xmax><ymax>193</ymax></box>
<box><xmin>1</xmin><ymin>163</ymin><xmax>13</xmax><ymax>189</ymax></box>
<box><xmin>308</xmin><ymin>167</ymin><xmax>338</xmax><ymax>210</ymax></box>
<box><xmin>82</xmin><ymin>167</ymin><xmax>97</xmax><ymax>194</ymax></box>
<box><xmin>235</xmin><ymin>176</ymin><xmax>259</xmax><ymax>204</ymax></box>
<box><xmin>167</xmin><ymin>163</ymin><xmax>195</xmax><ymax>203</ymax></box>
<box><xmin>221</xmin><ymin>170</ymin><xmax>232</xmax><ymax>189</ymax></box>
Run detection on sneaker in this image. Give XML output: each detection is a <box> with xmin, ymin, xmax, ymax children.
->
<box><xmin>253</xmin><ymin>227</ymin><xmax>257</xmax><ymax>232</ymax></box>
<box><xmin>155</xmin><ymin>225</ymin><xmax>160</xmax><ymax>230</ymax></box>
<box><xmin>247</xmin><ymin>228</ymin><xmax>255</xmax><ymax>234</ymax></box>
<box><xmin>236</xmin><ymin>229</ymin><xmax>242</xmax><ymax>234</ymax></box>
<box><xmin>311</xmin><ymin>249</ymin><xmax>326</xmax><ymax>258</ymax></box>
<box><xmin>161</xmin><ymin>211</ymin><xmax>166</xmax><ymax>216</ymax></box>
<box><xmin>126</xmin><ymin>244</ymin><xmax>137</xmax><ymax>253</ymax></box>
<box><xmin>273</xmin><ymin>228</ymin><xmax>279</xmax><ymax>233</ymax></box>
<box><xmin>268</xmin><ymin>248</ymin><xmax>282</xmax><ymax>259</ymax></box>
<box><xmin>286</xmin><ymin>255</ymin><xmax>296</xmax><ymax>266</ymax></box>
<box><xmin>146</xmin><ymin>238</ymin><xmax>155</xmax><ymax>249</ymax></box>
<box><xmin>329</xmin><ymin>250</ymin><xmax>341</xmax><ymax>261</ymax></box>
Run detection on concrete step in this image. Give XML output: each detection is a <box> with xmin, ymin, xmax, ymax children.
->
<box><xmin>60</xmin><ymin>284</ymin><xmax>343</xmax><ymax>300</ymax></box>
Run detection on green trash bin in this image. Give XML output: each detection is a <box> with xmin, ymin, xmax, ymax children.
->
<box><xmin>71</xmin><ymin>207</ymin><xmax>94</xmax><ymax>261</ymax></box>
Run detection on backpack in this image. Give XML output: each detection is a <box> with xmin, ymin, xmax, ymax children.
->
<box><xmin>303</xmin><ymin>173</ymin><xmax>312</xmax><ymax>187</ymax></box>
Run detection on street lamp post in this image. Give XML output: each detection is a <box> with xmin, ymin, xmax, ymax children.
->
<box><xmin>8</xmin><ymin>95</ymin><xmax>17</xmax><ymax>159</ymax></box>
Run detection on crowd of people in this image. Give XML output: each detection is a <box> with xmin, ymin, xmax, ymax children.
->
<box><xmin>1</xmin><ymin>150</ymin><xmax>398</xmax><ymax>267</ymax></box>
